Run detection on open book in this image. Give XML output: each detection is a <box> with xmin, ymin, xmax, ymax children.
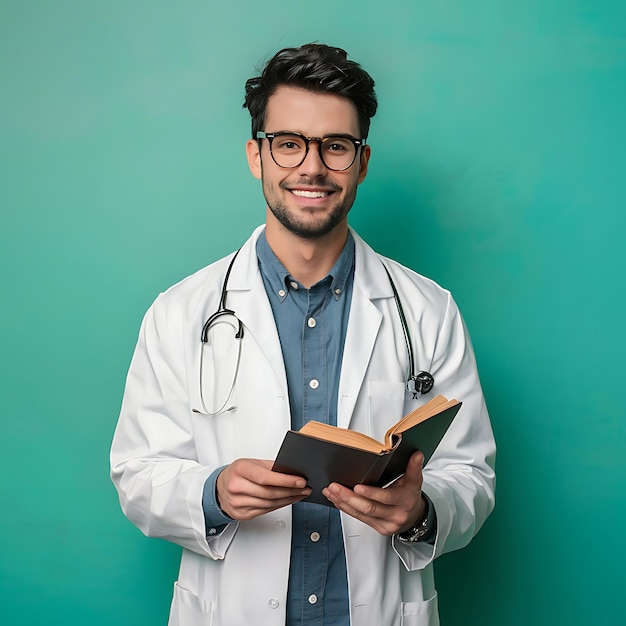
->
<box><xmin>273</xmin><ymin>394</ymin><xmax>461</xmax><ymax>506</ymax></box>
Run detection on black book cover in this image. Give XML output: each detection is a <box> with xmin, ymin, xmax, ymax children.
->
<box><xmin>273</xmin><ymin>402</ymin><xmax>461</xmax><ymax>507</ymax></box>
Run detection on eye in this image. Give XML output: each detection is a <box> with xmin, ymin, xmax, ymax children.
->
<box><xmin>324</xmin><ymin>138</ymin><xmax>352</xmax><ymax>153</ymax></box>
<box><xmin>275</xmin><ymin>135</ymin><xmax>305</xmax><ymax>151</ymax></box>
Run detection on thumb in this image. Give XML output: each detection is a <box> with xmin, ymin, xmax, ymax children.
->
<box><xmin>403</xmin><ymin>451</ymin><xmax>425</xmax><ymax>485</ymax></box>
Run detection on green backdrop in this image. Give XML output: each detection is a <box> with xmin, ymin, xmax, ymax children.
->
<box><xmin>2</xmin><ymin>1</ymin><xmax>624</xmax><ymax>624</ymax></box>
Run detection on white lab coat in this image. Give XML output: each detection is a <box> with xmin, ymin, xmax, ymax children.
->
<box><xmin>111</xmin><ymin>226</ymin><xmax>495</xmax><ymax>626</ymax></box>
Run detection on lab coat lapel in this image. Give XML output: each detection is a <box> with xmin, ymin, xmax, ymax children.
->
<box><xmin>224</xmin><ymin>228</ymin><xmax>289</xmax><ymax>398</ymax></box>
<box><xmin>336</xmin><ymin>231</ymin><xmax>393</xmax><ymax>429</ymax></box>
<box><xmin>337</xmin><ymin>284</ymin><xmax>382</xmax><ymax>429</ymax></box>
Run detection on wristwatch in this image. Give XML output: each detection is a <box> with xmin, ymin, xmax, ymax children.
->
<box><xmin>396</xmin><ymin>514</ymin><xmax>430</xmax><ymax>543</ymax></box>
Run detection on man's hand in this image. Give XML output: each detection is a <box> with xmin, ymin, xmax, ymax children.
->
<box><xmin>216</xmin><ymin>459</ymin><xmax>311</xmax><ymax>521</ymax></box>
<box><xmin>322</xmin><ymin>451</ymin><xmax>426</xmax><ymax>536</ymax></box>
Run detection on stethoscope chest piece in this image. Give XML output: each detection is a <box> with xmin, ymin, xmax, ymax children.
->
<box><xmin>407</xmin><ymin>371</ymin><xmax>435</xmax><ymax>399</ymax></box>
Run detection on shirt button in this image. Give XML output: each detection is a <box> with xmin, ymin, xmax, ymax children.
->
<box><xmin>334</xmin><ymin>288</ymin><xmax>342</xmax><ymax>295</ymax></box>
<box><xmin>309</xmin><ymin>379</ymin><xmax>319</xmax><ymax>389</ymax></box>
<box><xmin>268</xmin><ymin>598</ymin><xmax>279</xmax><ymax>609</ymax></box>
<box><xmin>278</xmin><ymin>289</ymin><xmax>286</xmax><ymax>297</ymax></box>
<box><xmin>307</xmin><ymin>317</ymin><xmax>316</xmax><ymax>328</ymax></box>
<box><xmin>290</xmin><ymin>281</ymin><xmax>299</xmax><ymax>290</ymax></box>
<box><xmin>310</xmin><ymin>531</ymin><xmax>320</xmax><ymax>542</ymax></box>
<box><xmin>276</xmin><ymin>519</ymin><xmax>286</xmax><ymax>530</ymax></box>
<box><xmin>308</xmin><ymin>594</ymin><xmax>318</xmax><ymax>604</ymax></box>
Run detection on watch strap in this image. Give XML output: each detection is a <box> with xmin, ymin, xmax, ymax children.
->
<box><xmin>396</xmin><ymin>514</ymin><xmax>430</xmax><ymax>543</ymax></box>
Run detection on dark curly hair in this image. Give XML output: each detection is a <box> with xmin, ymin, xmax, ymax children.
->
<box><xmin>243</xmin><ymin>43</ymin><xmax>378</xmax><ymax>140</ymax></box>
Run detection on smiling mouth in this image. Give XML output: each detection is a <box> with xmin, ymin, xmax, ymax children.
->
<box><xmin>290</xmin><ymin>189</ymin><xmax>332</xmax><ymax>198</ymax></box>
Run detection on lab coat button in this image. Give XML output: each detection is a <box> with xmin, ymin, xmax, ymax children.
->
<box><xmin>307</xmin><ymin>317</ymin><xmax>316</xmax><ymax>328</ymax></box>
<box><xmin>268</xmin><ymin>598</ymin><xmax>279</xmax><ymax>609</ymax></box>
<box><xmin>276</xmin><ymin>519</ymin><xmax>286</xmax><ymax>530</ymax></box>
<box><xmin>308</xmin><ymin>594</ymin><xmax>318</xmax><ymax>604</ymax></box>
<box><xmin>309</xmin><ymin>379</ymin><xmax>319</xmax><ymax>389</ymax></box>
<box><xmin>310</xmin><ymin>531</ymin><xmax>320</xmax><ymax>542</ymax></box>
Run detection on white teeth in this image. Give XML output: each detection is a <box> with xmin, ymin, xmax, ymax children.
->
<box><xmin>291</xmin><ymin>190</ymin><xmax>330</xmax><ymax>198</ymax></box>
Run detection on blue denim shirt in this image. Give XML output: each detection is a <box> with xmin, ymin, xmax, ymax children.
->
<box><xmin>256</xmin><ymin>231</ymin><xmax>354</xmax><ymax>626</ymax></box>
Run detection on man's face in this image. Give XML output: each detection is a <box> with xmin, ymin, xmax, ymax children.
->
<box><xmin>246</xmin><ymin>86</ymin><xmax>370</xmax><ymax>240</ymax></box>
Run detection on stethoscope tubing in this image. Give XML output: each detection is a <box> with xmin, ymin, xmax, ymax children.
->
<box><xmin>196</xmin><ymin>249</ymin><xmax>434</xmax><ymax>415</ymax></box>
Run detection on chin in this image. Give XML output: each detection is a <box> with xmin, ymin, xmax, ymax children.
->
<box><xmin>271</xmin><ymin>197</ymin><xmax>354</xmax><ymax>237</ymax></box>
<box><xmin>279</xmin><ymin>211</ymin><xmax>348</xmax><ymax>240</ymax></box>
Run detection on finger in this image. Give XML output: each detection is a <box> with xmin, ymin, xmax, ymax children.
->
<box><xmin>323</xmin><ymin>484</ymin><xmax>419</xmax><ymax>535</ymax></box>
<box><xmin>408</xmin><ymin>450</ymin><xmax>425</xmax><ymax>474</ymax></box>
<box><xmin>226</xmin><ymin>459</ymin><xmax>308</xmax><ymax>490</ymax></box>
<box><xmin>228</xmin><ymin>475</ymin><xmax>311</xmax><ymax>501</ymax></box>
<box><xmin>217</xmin><ymin>461</ymin><xmax>310</xmax><ymax>519</ymax></box>
<box><xmin>241</xmin><ymin>459</ymin><xmax>309</xmax><ymax>489</ymax></box>
<box><xmin>323</xmin><ymin>483</ymin><xmax>387</xmax><ymax>522</ymax></box>
<box><xmin>352</xmin><ymin>456</ymin><xmax>423</xmax><ymax>505</ymax></box>
<box><xmin>324</xmin><ymin>491</ymin><xmax>394</xmax><ymax>534</ymax></box>
<box><xmin>353</xmin><ymin>482</ymin><xmax>399</xmax><ymax>506</ymax></box>
<box><xmin>220</xmin><ymin>480</ymin><xmax>310</xmax><ymax>520</ymax></box>
<box><xmin>395</xmin><ymin>451</ymin><xmax>424</xmax><ymax>488</ymax></box>
<box><xmin>227</xmin><ymin>493</ymin><xmax>311</xmax><ymax>519</ymax></box>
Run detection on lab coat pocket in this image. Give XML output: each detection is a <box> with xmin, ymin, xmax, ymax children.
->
<box><xmin>169</xmin><ymin>582</ymin><xmax>213</xmax><ymax>626</ymax></box>
<box><xmin>400</xmin><ymin>593</ymin><xmax>439</xmax><ymax>626</ymax></box>
<box><xmin>368</xmin><ymin>380</ymin><xmax>406</xmax><ymax>436</ymax></box>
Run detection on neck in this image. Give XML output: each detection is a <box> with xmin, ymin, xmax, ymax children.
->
<box><xmin>264</xmin><ymin>216</ymin><xmax>348</xmax><ymax>288</ymax></box>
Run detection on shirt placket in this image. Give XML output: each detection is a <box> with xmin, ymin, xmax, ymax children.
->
<box><xmin>299</xmin><ymin>281</ymin><xmax>331</xmax><ymax>624</ymax></box>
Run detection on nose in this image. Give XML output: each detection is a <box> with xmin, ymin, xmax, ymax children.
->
<box><xmin>297</xmin><ymin>141</ymin><xmax>328</xmax><ymax>177</ymax></box>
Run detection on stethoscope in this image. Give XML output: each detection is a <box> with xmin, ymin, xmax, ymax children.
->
<box><xmin>195</xmin><ymin>250</ymin><xmax>434</xmax><ymax>415</ymax></box>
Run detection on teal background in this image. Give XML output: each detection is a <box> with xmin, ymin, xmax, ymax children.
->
<box><xmin>1</xmin><ymin>1</ymin><xmax>624</xmax><ymax>624</ymax></box>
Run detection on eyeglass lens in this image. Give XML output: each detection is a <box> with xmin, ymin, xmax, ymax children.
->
<box><xmin>270</xmin><ymin>134</ymin><xmax>358</xmax><ymax>171</ymax></box>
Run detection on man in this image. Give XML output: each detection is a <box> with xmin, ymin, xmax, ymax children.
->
<box><xmin>111</xmin><ymin>43</ymin><xmax>496</xmax><ymax>626</ymax></box>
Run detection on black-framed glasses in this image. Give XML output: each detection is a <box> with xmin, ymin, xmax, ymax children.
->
<box><xmin>256</xmin><ymin>131</ymin><xmax>366</xmax><ymax>171</ymax></box>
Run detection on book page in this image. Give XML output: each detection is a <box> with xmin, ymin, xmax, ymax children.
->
<box><xmin>298</xmin><ymin>395</ymin><xmax>460</xmax><ymax>454</ymax></box>
<box><xmin>298</xmin><ymin>421</ymin><xmax>388</xmax><ymax>453</ymax></box>
<box><xmin>384</xmin><ymin>395</ymin><xmax>459</xmax><ymax>448</ymax></box>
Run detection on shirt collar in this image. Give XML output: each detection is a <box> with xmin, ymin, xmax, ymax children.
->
<box><xmin>256</xmin><ymin>230</ymin><xmax>355</xmax><ymax>302</ymax></box>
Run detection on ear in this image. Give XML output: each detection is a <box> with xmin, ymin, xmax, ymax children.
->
<box><xmin>246</xmin><ymin>139</ymin><xmax>262</xmax><ymax>180</ymax></box>
<box><xmin>357</xmin><ymin>144</ymin><xmax>371</xmax><ymax>184</ymax></box>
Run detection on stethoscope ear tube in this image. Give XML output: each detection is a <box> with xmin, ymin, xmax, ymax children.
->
<box><xmin>383</xmin><ymin>264</ymin><xmax>434</xmax><ymax>398</ymax></box>
<box><xmin>196</xmin><ymin>250</ymin><xmax>244</xmax><ymax>415</ymax></box>
<box><xmin>201</xmin><ymin>249</ymin><xmax>244</xmax><ymax>342</ymax></box>
<box><xmin>201</xmin><ymin>309</ymin><xmax>244</xmax><ymax>341</ymax></box>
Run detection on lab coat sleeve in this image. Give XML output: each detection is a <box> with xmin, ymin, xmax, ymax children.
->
<box><xmin>110</xmin><ymin>295</ymin><xmax>238</xmax><ymax>560</ymax></box>
<box><xmin>393</xmin><ymin>292</ymin><xmax>496</xmax><ymax>570</ymax></box>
